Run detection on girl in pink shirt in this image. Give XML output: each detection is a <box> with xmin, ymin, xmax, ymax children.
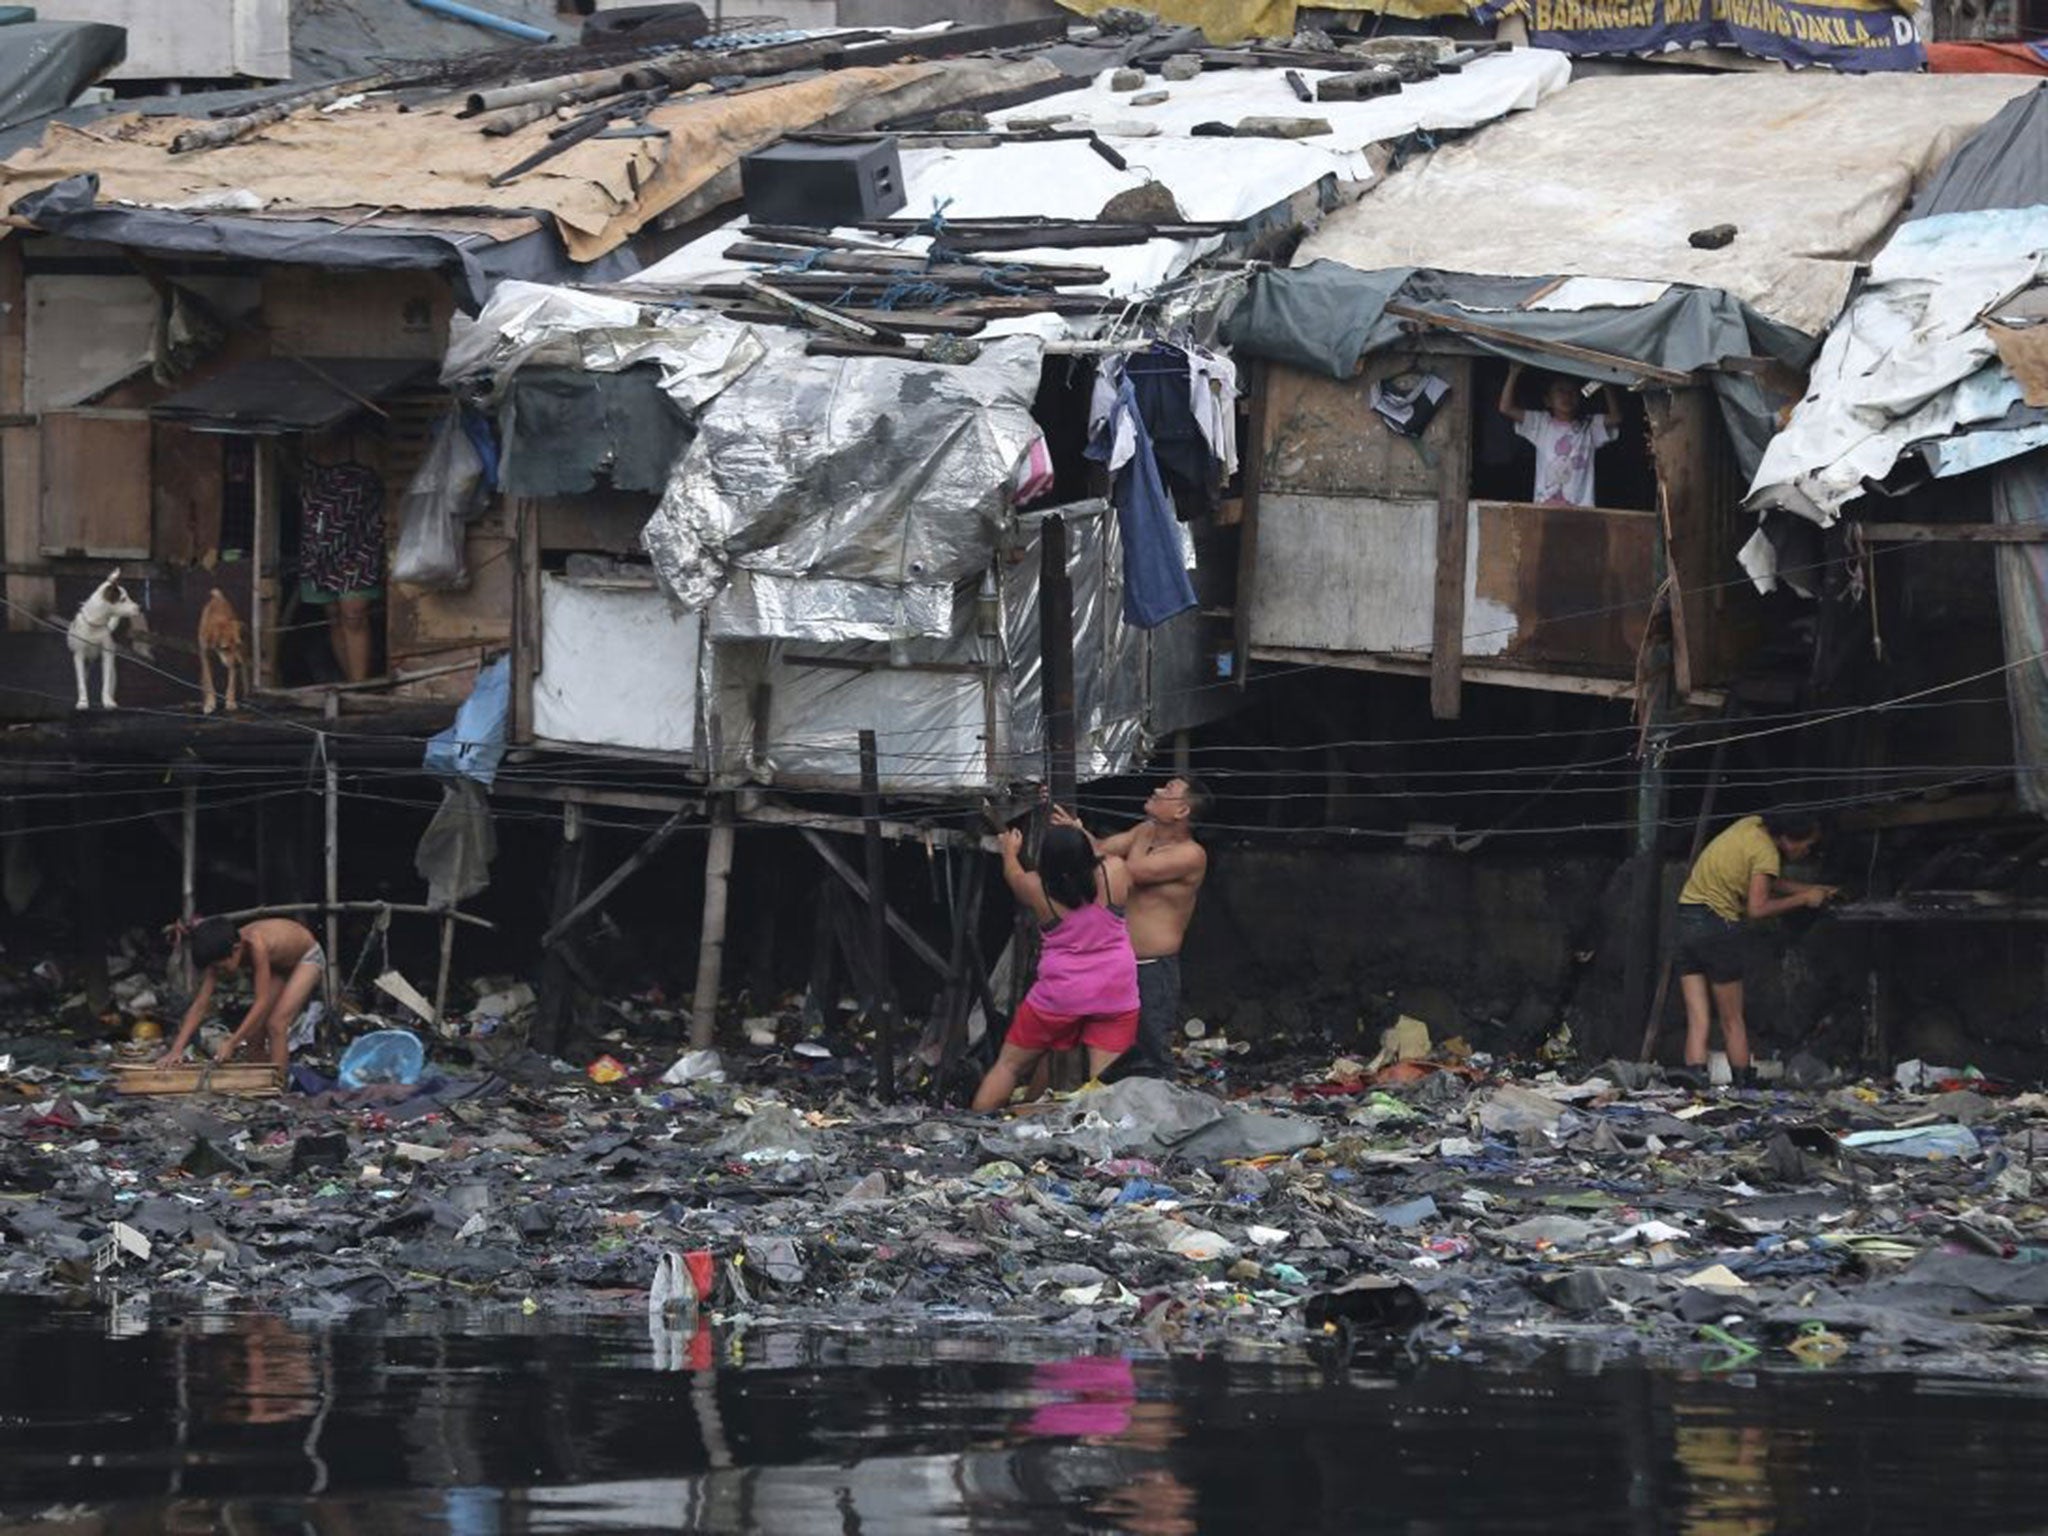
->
<box><xmin>972</xmin><ymin>825</ymin><xmax>1138</xmax><ymax>1112</ymax></box>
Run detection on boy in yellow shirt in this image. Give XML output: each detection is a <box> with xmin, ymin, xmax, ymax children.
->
<box><xmin>1674</xmin><ymin>811</ymin><xmax>1836</xmax><ymax>1084</ymax></box>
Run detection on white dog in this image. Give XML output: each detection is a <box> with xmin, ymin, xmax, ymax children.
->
<box><xmin>67</xmin><ymin>569</ymin><xmax>152</xmax><ymax>710</ymax></box>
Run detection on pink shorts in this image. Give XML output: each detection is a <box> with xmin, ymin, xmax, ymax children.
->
<box><xmin>1007</xmin><ymin>999</ymin><xmax>1139</xmax><ymax>1055</ymax></box>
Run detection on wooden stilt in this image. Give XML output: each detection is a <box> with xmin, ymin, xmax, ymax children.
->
<box><xmin>538</xmin><ymin>801</ymin><xmax>586</xmax><ymax>1055</ymax></box>
<box><xmin>859</xmin><ymin>730</ymin><xmax>898</xmax><ymax>1102</ymax></box>
<box><xmin>179</xmin><ymin>783</ymin><xmax>198</xmax><ymax>994</ymax></box>
<box><xmin>689</xmin><ymin>794</ymin><xmax>734</xmax><ymax>1051</ymax></box>
<box><xmin>432</xmin><ymin>912</ymin><xmax>456</xmax><ymax>1029</ymax></box>
<box><xmin>797</xmin><ymin>827</ymin><xmax>952</xmax><ymax>977</ymax></box>
<box><xmin>73</xmin><ymin>789</ymin><xmax>108</xmax><ymax>1014</ymax></box>
<box><xmin>937</xmin><ymin>852</ymin><xmax>987</xmax><ymax>1088</ymax></box>
<box><xmin>541</xmin><ymin>806</ymin><xmax>692</xmax><ymax>949</ymax></box>
<box><xmin>321</xmin><ymin>713</ymin><xmax>339</xmax><ymax>1015</ymax></box>
<box><xmin>1639</xmin><ymin>732</ymin><xmax>1729</xmax><ymax>1062</ymax></box>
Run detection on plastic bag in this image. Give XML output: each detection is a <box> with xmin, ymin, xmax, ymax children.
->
<box><xmin>423</xmin><ymin>656</ymin><xmax>511</xmax><ymax>786</ymax></box>
<box><xmin>392</xmin><ymin>413</ymin><xmax>487</xmax><ymax>588</ymax></box>
<box><xmin>337</xmin><ymin>1029</ymin><xmax>426</xmax><ymax>1089</ymax></box>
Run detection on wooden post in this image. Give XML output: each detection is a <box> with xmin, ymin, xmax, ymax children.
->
<box><xmin>1039</xmin><ymin>513</ymin><xmax>1078</xmax><ymax>811</ymax></box>
<box><xmin>321</xmin><ymin>705</ymin><xmax>339</xmax><ymax>1012</ymax></box>
<box><xmin>859</xmin><ymin>729</ymin><xmax>898</xmax><ymax>1101</ymax></box>
<box><xmin>179</xmin><ymin>783</ymin><xmax>198</xmax><ymax>994</ymax></box>
<box><xmin>433</xmin><ymin>912</ymin><xmax>456</xmax><ymax>1029</ymax></box>
<box><xmin>689</xmin><ymin>795</ymin><xmax>733</xmax><ymax>1050</ymax></box>
<box><xmin>510</xmin><ymin>498</ymin><xmax>540</xmax><ymax>745</ymax></box>
<box><xmin>1233</xmin><ymin>359</ymin><xmax>1266</xmax><ymax>690</ymax></box>
<box><xmin>538</xmin><ymin>800</ymin><xmax>586</xmax><ymax>1054</ymax></box>
<box><xmin>1639</xmin><ymin>733</ymin><xmax>1727</xmax><ymax>1061</ymax></box>
<box><xmin>1623</xmin><ymin>514</ymin><xmax>1674</xmax><ymax>1048</ymax></box>
<box><xmin>938</xmin><ymin>853</ymin><xmax>987</xmax><ymax>1089</ymax></box>
<box><xmin>251</xmin><ymin>438</ymin><xmax>270</xmax><ymax>690</ymax></box>
<box><xmin>73</xmin><ymin>789</ymin><xmax>108</xmax><ymax>1014</ymax></box>
<box><xmin>1430</xmin><ymin>364</ymin><xmax>1473</xmax><ymax>721</ymax></box>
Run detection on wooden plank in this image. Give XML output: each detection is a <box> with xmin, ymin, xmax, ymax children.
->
<box><xmin>115</xmin><ymin>1063</ymin><xmax>283</xmax><ymax>1097</ymax></box>
<box><xmin>1859</xmin><ymin>522</ymin><xmax>2048</xmax><ymax>544</ymax></box>
<box><xmin>1261</xmin><ymin>359</ymin><xmax>1449</xmax><ymax>498</ymax></box>
<box><xmin>1430</xmin><ymin>361</ymin><xmax>1473</xmax><ymax>721</ymax></box>
<box><xmin>494</xmin><ymin>779</ymin><xmax>702</xmax><ymax>816</ymax></box>
<box><xmin>1248</xmin><ymin>493</ymin><xmax>1437</xmax><ymax>654</ymax></box>
<box><xmin>858</xmin><ymin>731</ymin><xmax>898</xmax><ymax>1102</ymax></box>
<box><xmin>1384</xmin><ymin>301</ymin><xmax>1694</xmax><ymax>386</ymax></box>
<box><xmin>540</xmin><ymin>806</ymin><xmax>693</xmax><ymax>948</ymax></box>
<box><xmin>798</xmin><ymin>826</ymin><xmax>953</xmax><ymax>978</ymax></box>
<box><xmin>1233</xmin><ymin>360</ymin><xmax>1266</xmax><ymax>689</ymax></box>
<box><xmin>39</xmin><ymin>412</ymin><xmax>151</xmax><ymax>557</ymax></box>
<box><xmin>1838</xmin><ymin>792</ymin><xmax>2019</xmax><ymax>830</ymax></box>
<box><xmin>740</xmin><ymin>796</ymin><xmax>990</xmax><ymax>850</ymax></box>
<box><xmin>1469</xmin><ymin>500</ymin><xmax>1656</xmax><ymax>672</ymax></box>
<box><xmin>510</xmin><ymin>497</ymin><xmax>540</xmax><ymax>745</ymax></box>
<box><xmin>1250</xmin><ymin>643</ymin><xmax>1735</xmax><ymax>705</ymax></box>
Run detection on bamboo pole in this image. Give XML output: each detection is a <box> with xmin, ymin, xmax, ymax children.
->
<box><xmin>689</xmin><ymin>795</ymin><xmax>734</xmax><ymax>1051</ymax></box>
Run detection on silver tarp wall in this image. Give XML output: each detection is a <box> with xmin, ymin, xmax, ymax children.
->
<box><xmin>696</xmin><ymin>500</ymin><xmax>1149</xmax><ymax>792</ymax></box>
<box><xmin>642</xmin><ymin>335</ymin><xmax>1046</xmax><ymax>641</ymax></box>
<box><xmin>1001</xmin><ymin>500</ymin><xmax>1147</xmax><ymax>785</ymax></box>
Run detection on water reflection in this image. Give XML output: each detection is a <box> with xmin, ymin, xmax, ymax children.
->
<box><xmin>3</xmin><ymin>1306</ymin><xmax>2048</xmax><ymax>1535</ymax></box>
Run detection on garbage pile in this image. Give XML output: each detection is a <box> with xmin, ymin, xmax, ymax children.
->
<box><xmin>3</xmin><ymin>984</ymin><xmax>2048</xmax><ymax>1374</ymax></box>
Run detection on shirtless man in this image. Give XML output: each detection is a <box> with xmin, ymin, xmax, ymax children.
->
<box><xmin>157</xmin><ymin>915</ymin><xmax>325</xmax><ymax>1069</ymax></box>
<box><xmin>1053</xmin><ymin>776</ymin><xmax>1208</xmax><ymax>1078</ymax></box>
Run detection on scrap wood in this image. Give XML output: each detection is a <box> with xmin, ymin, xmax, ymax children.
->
<box><xmin>115</xmin><ymin>1062</ymin><xmax>283</xmax><ymax>1097</ymax></box>
<box><xmin>740</xmin><ymin>278</ymin><xmax>908</xmax><ymax>348</ymax></box>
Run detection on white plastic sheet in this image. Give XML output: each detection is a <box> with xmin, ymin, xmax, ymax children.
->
<box><xmin>1746</xmin><ymin>206</ymin><xmax>2048</xmax><ymax>559</ymax></box>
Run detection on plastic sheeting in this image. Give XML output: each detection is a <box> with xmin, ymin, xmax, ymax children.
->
<box><xmin>9</xmin><ymin>175</ymin><xmax>637</xmax><ymax>310</ymax></box>
<box><xmin>392</xmin><ymin>413</ymin><xmax>489</xmax><ymax>587</ymax></box>
<box><xmin>0</xmin><ymin>21</ymin><xmax>123</xmax><ymax>133</ymax></box>
<box><xmin>1744</xmin><ymin>207</ymin><xmax>2048</xmax><ymax>548</ymax></box>
<box><xmin>414</xmin><ymin>780</ymin><xmax>496</xmax><ymax>911</ymax></box>
<box><xmin>630</xmin><ymin>51</ymin><xmax>1570</xmax><ymax>305</ymax></box>
<box><xmin>1292</xmin><ymin>71</ymin><xmax>2036</xmax><ymax>337</ymax></box>
<box><xmin>1908</xmin><ymin>85</ymin><xmax>2048</xmax><ymax>221</ymax></box>
<box><xmin>442</xmin><ymin>279</ymin><xmax>765</xmax><ymax>408</ymax></box>
<box><xmin>1224</xmin><ymin>261</ymin><xmax>1812</xmax><ymax>477</ymax></box>
<box><xmin>423</xmin><ymin>657</ymin><xmax>511</xmax><ymax>787</ymax></box>
<box><xmin>1993</xmin><ymin>457</ymin><xmax>2048</xmax><ymax>816</ymax></box>
<box><xmin>500</xmin><ymin>367</ymin><xmax>688</xmax><ymax>498</ymax></box>
<box><xmin>642</xmin><ymin>334</ymin><xmax>1045</xmax><ymax>639</ymax></box>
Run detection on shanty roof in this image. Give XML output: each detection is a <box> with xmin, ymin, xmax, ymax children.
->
<box><xmin>0</xmin><ymin>34</ymin><xmax>1062</xmax><ymax>266</ymax></box>
<box><xmin>1293</xmin><ymin>71</ymin><xmax>2040</xmax><ymax>336</ymax></box>
<box><xmin>1744</xmin><ymin>88</ymin><xmax>2048</xmax><ymax>583</ymax></box>
<box><xmin>152</xmin><ymin>356</ymin><xmax>432</xmax><ymax>434</ymax></box>
<box><xmin>0</xmin><ymin>20</ymin><xmax>123</xmax><ymax>132</ymax></box>
<box><xmin>631</xmin><ymin>47</ymin><xmax>1569</xmax><ymax>313</ymax></box>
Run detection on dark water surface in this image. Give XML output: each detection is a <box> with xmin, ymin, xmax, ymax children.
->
<box><xmin>3</xmin><ymin>1303</ymin><xmax>2047</xmax><ymax>1534</ymax></box>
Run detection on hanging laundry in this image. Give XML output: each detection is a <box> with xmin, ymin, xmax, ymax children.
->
<box><xmin>1370</xmin><ymin>371</ymin><xmax>1452</xmax><ymax>439</ymax></box>
<box><xmin>1087</xmin><ymin>376</ymin><xmax>1198</xmax><ymax>630</ymax></box>
<box><xmin>1187</xmin><ymin>344</ymin><xmax>1240</xmax><ymax>479</ymax></box>
<box><xmin>1121</xmin><ymin>343</ymin><xmax>1221</xmax><ymax>512</ymax></box>
<box><xmin>1013</xmin><ymin>434</ymin><xmax>1056</xmax><ymax>507</ymax></box>
<box><xmin>299</xmin><ymin>459</ymin><xmax>386</xmax><ymax>598</ymax></box>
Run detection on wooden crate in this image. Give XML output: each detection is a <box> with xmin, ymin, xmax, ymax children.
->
<box><xmin>114</xmin><ymin>1062</ymin><xmax>283</xmax><ymax>1097</ymax></box>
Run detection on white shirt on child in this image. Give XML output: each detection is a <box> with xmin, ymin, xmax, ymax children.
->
<box><xmin>1516</xmin><ymin>410</ymin><xmax>1616</xmax><ymax>506</ymax></box>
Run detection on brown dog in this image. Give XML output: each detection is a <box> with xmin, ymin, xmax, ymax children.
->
<box><xmin>197</xmin><ymin>587</ymin><xmax>247</xmax><ymax>715</ymax></box>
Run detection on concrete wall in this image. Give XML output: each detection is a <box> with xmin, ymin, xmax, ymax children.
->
<box><xmin>1179</xmin><ymin>842</ymin><xmax>1615</xmax><ymax>1054</ymax></box>
<box><xmin>1178</xmin><ymin>840</ymin><xmax>2048</xmax><ymax>1077</ymax></box>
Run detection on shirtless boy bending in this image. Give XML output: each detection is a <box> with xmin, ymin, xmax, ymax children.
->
<box><xmin>158</xmin><ymin>915</ymin><xmax>325</xmax><ymax>1069</ymax></box>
